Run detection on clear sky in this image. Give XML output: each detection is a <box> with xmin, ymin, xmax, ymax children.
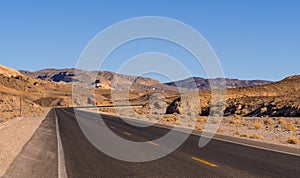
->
<box><xmin>0</xmin><ymin>0</ymin><xmax>299</xmax><ymax>82</ymax></box>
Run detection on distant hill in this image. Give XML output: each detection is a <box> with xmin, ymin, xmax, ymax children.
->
<box><xmin>19</xmin><ymin>68</ymin><xmax>178</xmax><ymax>92</ymax></box>
<box><xmin>20</xmin><ymin>69</ymin><xmax>272</xmax><ymax>92</ymax></box>
<box><xmin>164</xmin><ymin>77</ymin><xmax>272</xmax><ymax>90</ymax></box>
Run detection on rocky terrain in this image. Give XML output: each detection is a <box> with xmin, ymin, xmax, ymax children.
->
<box><xmin>0</xmin><ymin>65</ymin><xmax>73</xmax><ymax>121</ymax></box>
<box><xmin>162</xmin><ymin>75</ymin><xmax>300</xmax><ymax>117</ymax></box>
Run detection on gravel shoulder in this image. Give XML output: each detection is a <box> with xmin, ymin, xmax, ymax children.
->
<box><xmin>0</xmin><ymin>109</ymin><xmax>49</xmax><ymax>177</ymax></box>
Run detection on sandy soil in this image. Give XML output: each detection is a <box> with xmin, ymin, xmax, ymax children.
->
<box><xmin>0</xmin><ymin>109</ymin><xmax>49</xmax><ymax>177</ymax></box>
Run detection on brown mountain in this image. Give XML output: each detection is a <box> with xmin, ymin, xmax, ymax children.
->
<box><xmin>20</xmin><ymin>68</ymin><xmax>178</xmax><ymax>92</ymax></box>
<box><xmin>165</xmin><ymin>77</ymin><xmax>271</xmax><ymax>90</ymax></box>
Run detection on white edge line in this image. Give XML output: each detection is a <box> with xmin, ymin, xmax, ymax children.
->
<box><xmin>77</xmin><ymin>108</ymin><xmax>300</xmax><ymax>157</ymax></box>
<box><xmin>55</xmin><ymin>109</ymin><xmax>68</xmax><ymax>178</ymax></box>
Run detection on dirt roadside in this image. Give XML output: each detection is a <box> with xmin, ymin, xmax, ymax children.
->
<box><xmin>0</xmin><ymin>109</ymin><xmax>50</xmax><ymax>177</ymax></box>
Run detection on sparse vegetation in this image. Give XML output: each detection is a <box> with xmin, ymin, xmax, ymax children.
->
<box><xmin>217</xmin><ymin>128</ymin><xmax>224</xmax><ymax>133</ymax></box>
<box><xmin>235</xmin><ymin>115</ymin><xmax>242</xmax><ymax>120</ymax></box>
<box><xmin>250</xmin><ymin>134</ymin><xmax>264</xmax><ymax>140</ymax></box>
<box><xmin>229</xmin><ymin>118</ymin><xmax>241</xmax><ymax>125</ymax></box>
<box><xmin>284</xmin><ymin>123</ymin><xmax>296</xmax><ymax>131</ymax></box>
<box><xmin>253</xmin><ymin>122</ymin><xmax>264</xmax><ymax>129</ymax></box>
<box><xmin>287</xmin><ymin>137</ymin><xmax>299</xmax><ymax>144</ymax></box>
<box><xmin>240</xmin><ymin>133</ymin><xmax>248</xmax><ymax>138</ymax></box>
<box><xmin>278</xmin><ymin>117</ymin><xmax>287</xmax><ymax>125</ymax></box>
<box><xmin>197</xmin><ymin>117</ymin><xmax>208</xmax><ymax>125</ymax></box>
<box><xmin>264</xmin><ymin>118</ymin><xmax>273</xmax><ymax>125</ymax></box>
<box><xmin>235</xmin><ymin>130</ymin><xmax>240</xmax><ymax>135</ymax></box>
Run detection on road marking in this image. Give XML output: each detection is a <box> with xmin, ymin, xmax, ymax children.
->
<box><xmin>123</xmin><ymin>132</ymin><xmax>131</xmax><ymax>136</ymax></box>
<box><xmin>192</xmin><ymin>157</ymin><xmax>219</xmax><ymax>168</ymax></box>
<box><xmin>109</xmin><ymin>126</ymin><xmax>115</xmax><ymax>129</ymax></box>
<box><xmin>55</xmin><ymin>109</ymin><xmax>68</xmax><ymax>178</ymax></box>
<box><xmin>147</xmin><ymin>141</ymin><xmax>160</xmax><ymax>146</ymax></box>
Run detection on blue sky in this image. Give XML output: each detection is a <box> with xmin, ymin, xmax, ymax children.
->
<box><xmin>0</xmin><ymin>0</ymin><xmax>299</xmax><ymax>82</ymax></box>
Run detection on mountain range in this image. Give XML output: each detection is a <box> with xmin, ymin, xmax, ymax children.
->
<box><xmin>1</xmin><ymin>64</ymin><xmax>299</xmax><ymax>119</ymax></box>
<box><xmin>19</xmin><ymin>68</ymin><xmax>272</xmax><ymax>91</ymax></box>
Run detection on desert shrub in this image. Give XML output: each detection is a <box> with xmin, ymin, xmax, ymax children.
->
<box><xmin>278</xmin><ymin>117</ymin><xmax>287</xmax><ymax>125</ymax></box>
<box><xmin>287</xmin><ymin>137</ymin><xmax>299</xmax><ymax>144</ymax></box>
<box><xmin>295</xmin><ymin>120</ymin><xmax>300</xmax><ymax>125</ymax></box>
<box><xmin>229</xmin><ymin>119</ymin><xmax>241</xmax><ymax>125</ymax></box>
<box><xmin>240</xmin><ymin>133</ymin><xmax>248</xmax><ymax>138</ymax></box>
<box><xmin>235</xmin><ymin>130</ymin><xmax>240</xmax><ymax>135</ymax></box>
<box><xmin>253</xmin><ymin>122</ymin><xmax>264</xmax><ymax>129</ymax></box>
<box><xmin>197</xmin><ymin>117</ymin><xmax>208</xmax><ymax>125</ymax></box>
<box><xmin>235</xmin><ymin>115</ymin><xmax>242</xmax><ymax>120</ymax></box>
<box><xmin>264</xmin><ymin>118</ymin><xmax>273</xmax><ymax>125</ymax></box>
<box><xmin>195</xmin><ymin>124</ymin><xmax>203</xmax><ymax>131</ymax></box>
<box><xmin>284</xmin><ymin>123</ymin><xmax>296</xmax><ymax>131</ymax></box>
<box><xmin>217</xmin><ymin>128</ymin><xmax>224</xmax><ymax>133</ymax></box>
<box><xmin>250</xmin><ymin>134</ymin><xmax>264</xmax><ymax>140</ymax></box>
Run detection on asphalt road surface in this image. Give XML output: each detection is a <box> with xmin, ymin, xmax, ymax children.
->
<box><xmin>5</xmin><ymin>108</ymin><xmax>300</xmax><ymax>178</ymax></box>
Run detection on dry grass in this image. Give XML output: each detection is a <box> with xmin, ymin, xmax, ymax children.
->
<box><xmin>284</xmin><ymin>123</ymin><xmax>297</xmax><ymax>131</ymax></box>
<box><xmin>250</xmin><ymin>133</ymin><xmax>264</xmax><ymax>140</ymax></box>
<box><xmin>240</xmin><ymin>133</ymin><xmax>248</xmax><ymax>138</ymax></box>
<box><xmin>264</xmin><ymin>118</ymin><xmax>273</xmax><ymax>125</ymax></box>
<box><xmin>235</xmin><ymin>115</ymin><xmax>242</xmax><ymax>120</ymax></box>
<box><xmin>278</xmin><ymin>117</ymin><xmax>287</xmax><ymax>125</ymax></box>
<box><xmin>253</xmin><ymin>122</ymin><xmax>264</xmax><ymax>129</ymax></box>
<box><xmin>229</xmin><ymin>118</ymin><xmax>241</xmax><ymax>125</ymax></box>
<box><xmin>197</xmin><ymin>117</ymin><xmax>208</xmax><ymax>125</ymax></box>
<box><xmin>287</xmin><ymin>137</ymin><xmax>299</xmax><ymax>144</ymax></box>
<box><xmin>217</xmin><ymin>128</ymin><xmax>224</xmax><ymax>133</ymax></box>
<box><xmin>195</xmin><ymin>124</ymin><xmax>203</xmax><ymax>131</ymax></box>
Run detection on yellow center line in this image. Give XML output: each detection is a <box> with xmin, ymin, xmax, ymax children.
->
<box><xmin>147</xmin><ymin>141</ymin><xmax>160</xmax><ymax>146</ymax></box>
<box><xmin>192</xmin><ymin>157</ymin><xmax>219</xmax><ymax>168</ymax></box>
<box><xmin>123</xmin><ymin>132</ymin><xmax>131</xmax><ymax>136</ymax></box>
<box><xmin>109</xmin><ymin>126</ymin><xmax>115</xmax><ymax>129</ymax></box>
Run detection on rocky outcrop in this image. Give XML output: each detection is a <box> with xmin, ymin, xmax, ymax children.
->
<box><xmin>164</xmin><ymin>75</ymin><xmax>300</xmax><ymax>117</ymax></box>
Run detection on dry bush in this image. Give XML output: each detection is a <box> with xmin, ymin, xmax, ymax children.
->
<box><xmin>197</xmin><ymin>117</ymin><xmax>208</xmax><ymax>125</ymax></box>
<box><xmin>217</xmin><ymin>128</ymin><xmax>224</xmax><ymax>133</ymax></box>
<box><xmin>278</xmin><ymin>117</ymin><xmax>287</xmax><ymax>125</ymax></box>
<box><xmin>235</xmin><ymin>115</ymin><xmax>242</xmax><ymax>120</ymax></box>
<box><xmin>250</xmin><ymin>133</ymin><xmax>264</xmax><ymax>140</ymax></box>
<box><xmin>240</xmin><ymin>133</ymin><xmax>248</xmax><ymax>138</ymax></box>
<box><xmin>229</xmin><ymin>119</ymin><xmax>241</xmax><ymax>125</ymax></box>
<box><xmin>284</xmin><ymin>123</ymin><xmax>297</xmax><ymax>131</ymax></box>
<box><xmin>295</xmin><ymin>120</ymin><xmax>300</xmax><ymax>125</ymax></box>
<box><xmin>235</xmin><ymin>130</ymin><xmax>240</xmax><ymax>135</ymax></box>
<box><xmin>264</xmin><ymin>118</ymin><xmax>273</xmax><ymax>125</ymax></box>
<box><xmin>287</xmin><ymin>137</ymin><xmax>299</xmax><ymax>144</ymax></box>
<box><xmin>195</xmin><ymin>124</ymin><xmax>203</xmax><ymax>131</ymax></box>
<box><xmin>253</xmin><ymin>122</ymin><xmax>264</xmax><ymax>129</ymax></box>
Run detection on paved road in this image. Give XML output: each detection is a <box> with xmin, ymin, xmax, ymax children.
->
<box><xmin>5</xmin><ymin>108</ymin><xmax>300</xmax><ymax>177</ymax></box>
